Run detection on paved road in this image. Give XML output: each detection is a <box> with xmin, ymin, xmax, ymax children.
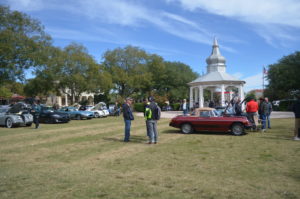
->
<box><xmin>136</xmin><ymin>111</ymin><xmax>294</xmax><ymax>119</ymax></box>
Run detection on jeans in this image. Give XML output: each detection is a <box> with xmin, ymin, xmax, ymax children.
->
<box><xmin>34</xmin><ymin>115</ymin><xmax>39</xmax><ymax>129</ymax></box>
<box><xmin>146</xmin><ymin>120</ymin><xmax>150</xmax><ymax>138</ymax></box>
<box><xmin>183</xmin><ymin>109</ymin><xmax>188</xmax><ymax>116</ymax></box>
<box><xmin>260</xmin><ymin>114</ymin><xmax>266</xmax><ymax>129</ymax></box>
<box><xmin>247</xmin><ymin>112</ymin><xmax>256</xmax><ymax>130</ymax></box>
<box><xmin>146</xmin><ymin>120</ymin><xmax>158</xmax><ymax>143</ymax></box>
<box><xmin>124</xmin><ymin>119</ymin><xmax>131</xmax><ymax>141</ymax></box>
<box><xmin>266</xmin><ymin>114</ymin><xmax>271</xmax><ymax>128</ymax></box>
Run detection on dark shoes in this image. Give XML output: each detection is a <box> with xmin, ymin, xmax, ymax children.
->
<box><xmin>147</xmin><ymin>142</ymin><xmax>157</xmax><ymax>144</ymax></box>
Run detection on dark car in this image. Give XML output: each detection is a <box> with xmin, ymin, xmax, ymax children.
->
<box><xmin>162</xmin><ymin>105</ymin><xmax>173</xmax><ymax>111</ymax></box>
<box><xmin>39</xmin><ymin>106</ymin><xmax>70</xmax><ymax>123</ymax></box>
<box><xmin>169</xmin><ymin>107</ymin><xmax>252</xmax><ymax>136</ymax></box>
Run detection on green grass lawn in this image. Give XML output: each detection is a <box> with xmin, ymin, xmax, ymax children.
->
<box><xmin>0</xmin><ymin>116</ymin><xmax>299</xmax><ymax>199</ymax></box>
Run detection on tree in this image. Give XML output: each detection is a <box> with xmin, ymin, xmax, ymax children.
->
<box><xmin>266</xmin><ymin>51</ymin><xmax>300</xmax><ymax>100</ymax></box>
<box><xmin>103</xmin><ymin>46</ymin><xmax>152</xmax><ymax>98</ymax></box>
<box><xmin>164</xmin><ymin>61</ymin><xmax>198</xmax><ymax>102</ymax></box>
<box><xmin>0</xmin><ymin>6</ymin><xmax>52</xmax><ymax>83</ymax></box>
<box><xmin>58</xmin><ymin>43</ymin><xmax>112</xmax><ymax>104</ymax></box>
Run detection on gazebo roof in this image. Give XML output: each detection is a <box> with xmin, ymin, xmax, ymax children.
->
<box><xmin>189</xmin><ymin>71</ymin><xmax>245</xmax><ymax>85</ymax></box>
<box><xmin>189</xmin><ymin>38</ymin><xmax>245</xmax><ymax>86</ymax></box>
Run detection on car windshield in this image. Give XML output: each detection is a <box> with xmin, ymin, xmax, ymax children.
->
<box><xmin>42</xmin><ymin>107</ymin><xmax>54</xmax><ymax>113</ymax></box>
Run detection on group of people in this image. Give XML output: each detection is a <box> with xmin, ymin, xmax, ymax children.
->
<box><xmin>122</xmin><ymin>96</ymin><xmax>161</xmax><ymax>144</ymax></box>
<box><xmin>246</xmin><ymin>97</ymin><xmax>272</xmax><ymax>132</ymax></box>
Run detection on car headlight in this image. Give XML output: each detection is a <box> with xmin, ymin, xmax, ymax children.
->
<box><xmin>52</xmin><ymin>114</ymin><xmax>60</xmax><ymax>118</ymax></box>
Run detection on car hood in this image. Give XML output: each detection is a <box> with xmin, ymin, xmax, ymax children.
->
<box><xmin>8</xmin><ymin>102</ymin><xmax>30</xmax><ymax>114</ymax></box>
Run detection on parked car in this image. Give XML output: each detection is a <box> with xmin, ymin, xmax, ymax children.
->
<box><xmin>169</xmin><ymin>107</ymin><xmax>252</xmax><ymax>136</ymax></box>
<box><xmin>93</xmin><ymin>102</ymin><xmax>110</xmax><ymax>117</ymax></box>
<box><xmin>0</xmin><ymin>103</ymin><xmax>33</xmax><ymax>128</ymax></box>
<box><xmin>79</xmin><ymin>105</ymin><xmax>105</xmax><ymax>118</ymax></box>
<box><xmin>162</xmin><ymin>105</ymin><xmax>173</xmax><ymax>111</ymax></box>
<box><xmin>59</xmin><ymin>106</ymin><xmax>94</xmax><ymax>120</ymax></box>
<box><xmin>39</xmin><ymin>106</ymin><xmax>70</xmax><ymax>123</ymax></box>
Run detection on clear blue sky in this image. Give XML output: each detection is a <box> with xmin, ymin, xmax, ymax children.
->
<box><xmin>3</xmin><ymin>0</ymin><xmax>300</xmax><ymax>91</ymax></box>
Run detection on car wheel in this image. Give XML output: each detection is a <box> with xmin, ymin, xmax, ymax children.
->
<box><xmin>181</xmin><ymin>123</ymin><xmax>193</xmax><ymax>134</ymax></box>
<box><xmin>5</xmin><ymin>118</ymin><xmax>13</xmax><ymax>128</ymax></box>
<box><xmin>76</xmin><ymin>115</ymin><xmax>81</xmax><ymax>120</ymax></box>
<box><xmin>94</xmin><ymin>112</ymin><xmax>99</xmax><ymax>118</ymax></box>
<box><xmin>26</xmin><ymin>123</ymin><xmax>32</xmax><ymax>127</ymax></box>
<box><xmin>231</xmin><ymin>123</ymin><xmax>244</xmax><ymax>136</ymax></box>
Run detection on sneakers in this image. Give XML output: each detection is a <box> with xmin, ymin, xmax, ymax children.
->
<box><xmin>293</xmin><ymin>137</ymin><xmax>300</xmax><ymax>141</ymax></box>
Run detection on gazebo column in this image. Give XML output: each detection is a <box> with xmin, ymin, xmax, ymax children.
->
<box><xmin>221</xmin><ymin>84</ymin><xmax>225</xmax><ymax>106</ymax></box>
<box><xmin>238</xmin><ymin>85</ymin><xmax>245</xmax><ymax>109</ymax></box>
<box><xmin>195</xmin><ymin>87</ymin><xmax>199</xmax><ymax>105</ymax></box>
<box><xmin>189</xmin><ymin>87</ymin><xmax>194</xmax><ymax>109</ymax></box>
<box><xmin>210</xmin><ymin>88</ymin><xmax>214</xmax><ymax>101</ymax></box>
<box><xmin>199</xmin><ymin>86</ymin><xmax>204</xmax><ymax>108</ymax></box>
<box><xmin>65</xmin><ymin>94</ymin><xmax>68</xmax><ymax>106</ymax></box>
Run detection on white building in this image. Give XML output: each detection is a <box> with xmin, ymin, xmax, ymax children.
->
<box><xmin>188</xmin><ymin>38</ymin><xmax>245</xmax><ymax>108</ymax></box>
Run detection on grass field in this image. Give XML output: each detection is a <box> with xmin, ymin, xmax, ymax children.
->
<box><xmin>0</xmin><ymin>116</ymin><xmax>299</xmax><ymax>199</ymax></box>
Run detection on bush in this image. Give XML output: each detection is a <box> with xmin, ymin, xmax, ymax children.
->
<box><xmin>134</xmin><ymin>103</ymin><xmax>144</xmax><ymax>112</ymax></box>
<box><xmin>171</xmin><ymin>103</ymin><xmax>181</xmax><ymax>111</ymax></box>
<box><xmin>278</xmin><ymin>100</ymin><xmax>296</xmax><ymax>111</ymax></box>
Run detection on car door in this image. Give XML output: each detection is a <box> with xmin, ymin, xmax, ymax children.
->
<box><xmin>193</xmin><ymin>110</ymin><xmax>214</xmax><ymax>132</ymax></box>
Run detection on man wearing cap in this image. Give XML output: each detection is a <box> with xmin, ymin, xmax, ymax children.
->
<box><xmin>122</xmin><ymin>97</ymin><xmax>134</xmax><ymax>142</ymax></box>
<box><xmin>144</xmin><ymin>96</ymin><xmax>160</xmax><ymax>144</ymax></box>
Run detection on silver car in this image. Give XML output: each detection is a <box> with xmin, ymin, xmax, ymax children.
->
<box><xmin>0</xmin><ymin>103</ymin><xmax>33</xmax><ymax>128</ymax></box>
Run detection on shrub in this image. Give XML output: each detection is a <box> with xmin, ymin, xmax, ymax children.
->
<box><xmin>171</xmin><ymin>103</ymin><xmax>181</xmax><ymax>111</ymax></box>
<box><xmin>134</xmin><ymin>103</ymin><xmax>144</xmax><ymax>112</ymax></box>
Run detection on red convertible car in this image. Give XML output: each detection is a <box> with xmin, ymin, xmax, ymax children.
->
<box><xmin>169</xmin><ymin>107</ymin><xmax>252</xmax><ymax>136</ymax></box>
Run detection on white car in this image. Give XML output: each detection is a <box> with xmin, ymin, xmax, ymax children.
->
<box><xmin>79</xmin><ymin>105</ymin><xmax>105</xmax><ymax>118</ymax></box>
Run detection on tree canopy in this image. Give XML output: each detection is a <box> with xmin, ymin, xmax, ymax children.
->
<box><xmin>265</xmin><ymin>51</ymin><xmax>300</xmax><ymax>100</ymax></box>
<box><xmin>0</xmin><ymin>6</ymin><xmax>52</xmax><ymax>83</ymax></box>
<box><xmin>102</xmin><ymin>46</ymin><xmax>198</xmax><ymax>102</ymax></box>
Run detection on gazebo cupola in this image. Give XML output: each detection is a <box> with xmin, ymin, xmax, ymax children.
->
<box><xmin>206</xmin><ymin>38</ymin><xmax>226</xmax><ymax>73</ymax></box>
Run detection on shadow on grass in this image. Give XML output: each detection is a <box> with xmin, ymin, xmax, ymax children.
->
<box><xmin>102</xmin><ymin>135</ymin><xmax>147</xmax><ymax>143</ymax></box>
<box><xmin>161</xmin><ymin>129</ymin><xmax>233</xmax><ymax>136</ymax></box>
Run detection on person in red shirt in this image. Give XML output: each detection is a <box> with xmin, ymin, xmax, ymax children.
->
<box><xmin>246</xmin><ymin>98</ymin><xmax>259</xmax><ymax>131</ymax></box>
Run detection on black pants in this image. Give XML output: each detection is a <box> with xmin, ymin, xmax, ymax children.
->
<box><xmin>34</xmin><ymin>115</ymin><xmax>39</xmax><ymax>129</ymax></box>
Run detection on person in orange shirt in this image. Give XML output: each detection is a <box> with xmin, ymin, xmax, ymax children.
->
<box><xmin>246</xmin><ymin>98</ymin><xmax>259</xmax><ymax>131</ymax></box>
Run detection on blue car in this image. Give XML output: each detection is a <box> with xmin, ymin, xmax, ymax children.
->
<box><xmin>59</xmin><ymin>106</ymin><xmax>94</xmax><ymax>120</ymax></box>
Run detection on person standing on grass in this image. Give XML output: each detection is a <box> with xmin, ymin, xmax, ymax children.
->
<box><xmin>182</xmin><ymin>99</ymin><xmax>189</xmax><ymax>116</ymax></box>
<box><xmin>144</xmin><ymin>96</ymin><xmax>161</xmax><ymax>144</ymax></box>
<box><xmin>259</xmin><ymin>98</ymin><xmax>268</xmax><ymax>132</ymax></box>
<box><xmin>31</xmin><ymin>100</ymin><xmax>41</xmax><ymax>129</ymax></box>
<box><xmin>265</xmin><ymin>97</ymin><xmax>272</xmax><ymax>129</ymax></box>
<box><xmin>246</xmin><ymin>98</ymin><xmax>259</xmax><ymax>131</ymax></box>
<box><xmin>122</xmin><ymin>97</ymin><xmax>134</xmax><ymax>142</ymax></box>
<box><xmin>144</xmin><ymin>98</ymin><xmax>150</xmax><ymax>140</ymax></box>
<box><xmin>292</xmin><ymin>95</ymin><xmax>300</xmax><ymax>140</ymax></box>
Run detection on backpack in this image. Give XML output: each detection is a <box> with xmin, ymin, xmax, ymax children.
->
<box><xmin>153</xmin><ymin>105</ymin><xmax>161</xmax><ymax>120</ymax></box>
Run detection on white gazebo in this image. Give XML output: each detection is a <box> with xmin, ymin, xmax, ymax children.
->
<box><xmin>188</xmin><ymin>38</ymin><xmax>245</xmax><ymax>108</ymax></box>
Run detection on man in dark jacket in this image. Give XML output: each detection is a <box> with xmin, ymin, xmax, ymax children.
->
<box><xmin>265</xmin><ymin>97</ymin><xmax>272</xmax><ymax>129</ymax></box>
<box><xmin>293</xmin><ymin>95</ymin><xmax>300</xmax><ymax>140</ymax></box>
<box><xmin>259</xmin><ymin>98</ymin><xmax>268</xmax><ymax>132</ymax></box>
<box><xmin>122</xmin><ymin>97</ymin><xmax>134</xmax><ymax>142</ymax></box>
<box><xmin>31</xmin><ymin>100</ymin><xmax>41</xmax><ymax>129</ymax></box>
<box><xmin>144</xmin><ymin>96</ymin><xmax>160</xmax><ymax>144</ymax></box>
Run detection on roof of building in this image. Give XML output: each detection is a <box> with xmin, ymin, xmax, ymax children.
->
<box><xmin>190</xmin><ymin>71</ymin><xmax>245</xmax><ymax>84</ymax></box>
